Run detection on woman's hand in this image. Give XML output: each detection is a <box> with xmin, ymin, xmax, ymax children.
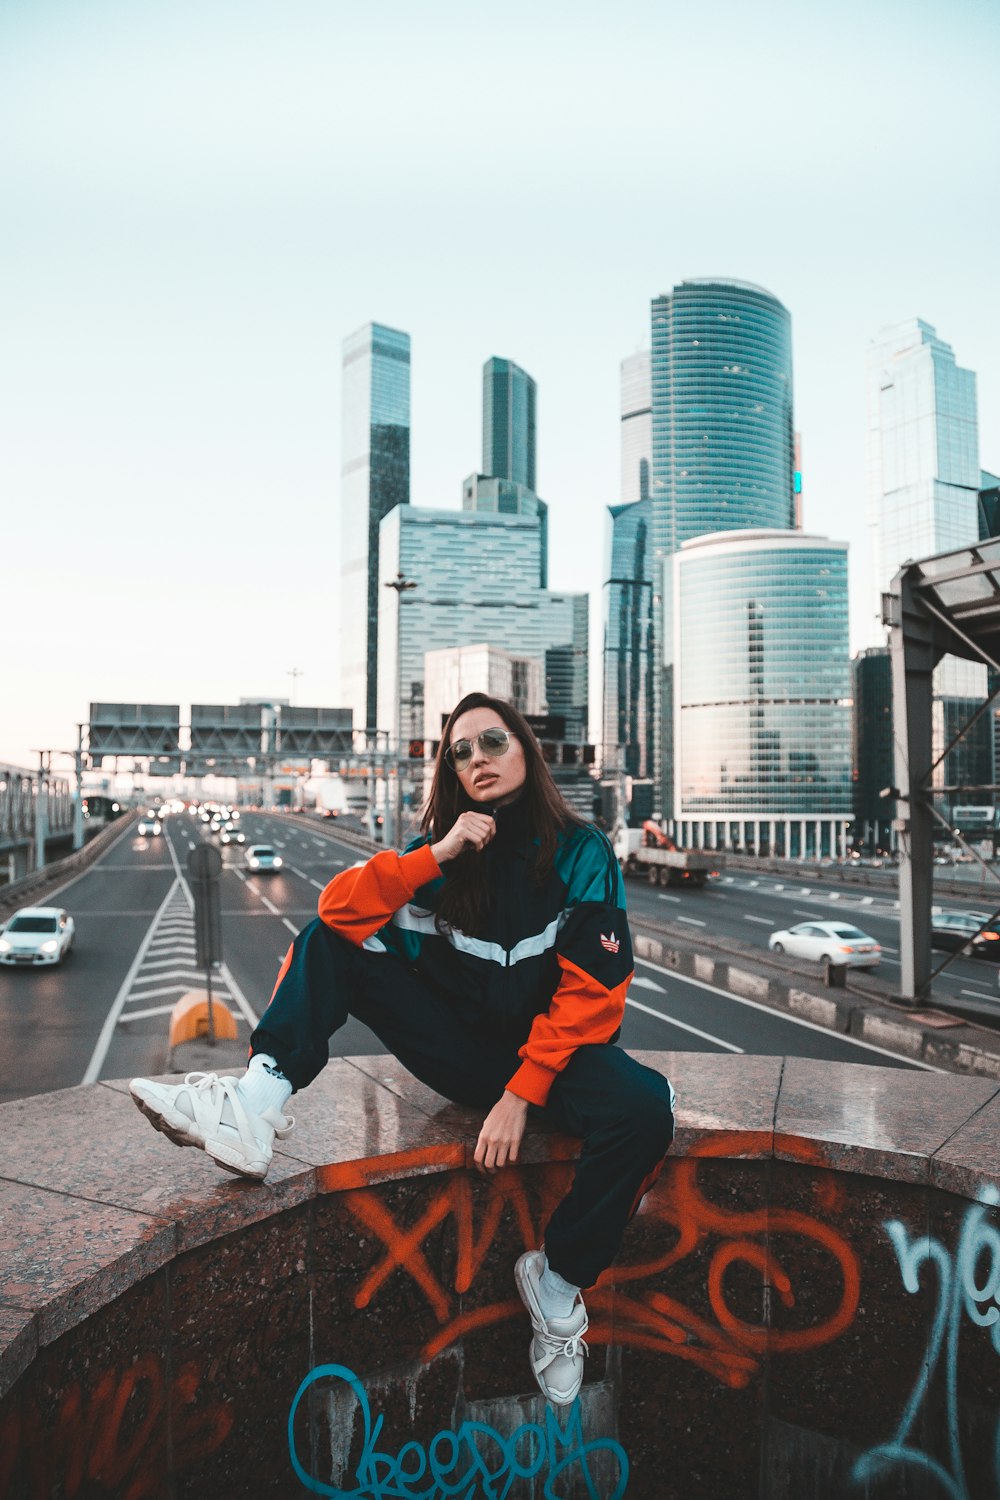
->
<box><xmin>474</xmin><ymin>1090</ymin><xmax>529</xmax><ymax>1175</ymax></box>
<box><xmin>430</xmin><ymin>811</ymin><xmax>496</xmax><ymax>866</ymax></box>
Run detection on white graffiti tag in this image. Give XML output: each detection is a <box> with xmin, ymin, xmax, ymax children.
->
<box><xmin>854</xmin><ymin>1186</ymin><xmax>1000</xmax><ymax>1499</ymax></box>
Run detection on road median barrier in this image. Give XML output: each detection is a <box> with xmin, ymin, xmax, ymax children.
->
<box><xmin>167</xmin><ymin>992</ymin><xmax>239</xmax><ymax>1059</ymax></box>
<box><xmin>632</xmin><ymin>920</ymin><xmax>1000</xmax><ymax>1077</ymax></box>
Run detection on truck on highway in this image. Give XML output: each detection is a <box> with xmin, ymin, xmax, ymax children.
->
<box><xmin>613</xmin><ymin>822</ymin><xmax>723</xmax><ymax>888</ymax></box>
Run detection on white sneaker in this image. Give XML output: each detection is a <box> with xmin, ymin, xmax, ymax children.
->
<box><xmin>514</xmin><ymin>1251</ymin><xmax>589</xmax><ymax>1406</ymax></box>
<box><xmin>129</xmin><ymin>1071</ymin><xmax>294</xmax><ymax>1180</ymax></box>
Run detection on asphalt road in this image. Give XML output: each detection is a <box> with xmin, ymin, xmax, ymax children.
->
<box><xmin>2</xmin><ymin>813</ymin><xmax>963</xmax><ymax>1105</ymax></box>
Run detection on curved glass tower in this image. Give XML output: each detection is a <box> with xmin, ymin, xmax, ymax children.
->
<box><xmin>650</xmin><ymin>279</ymin><xmax>795</xmax><ymax>814</ymax></box>
<box><xmin>674</xmin><ymin>530</ymin><xmax>851</xmax><ymax>856</ymax></box>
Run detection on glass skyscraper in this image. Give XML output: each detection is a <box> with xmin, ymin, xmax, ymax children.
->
<box><xmin>867</xmin><ymin>320</ymin><xmax>980</xmax><ymax>603</ymax></box>
<box><xmin>483</xmin><ymin>357</ymin><xmax>537</xmax><ymax>491</ymax></box>
<box><xmin>866</xmin><ymin>319</ymin><xmax>989</xmax><ymax>814</ymax></box>
<box><xmin>674</xmin><ymin>530</ymin><xmax>851</xmax><ymax>857</ymax></box>
<box><xmin>649</xmin><ymin>279</ymin><xmax>796</xmax><ymax>815</ymax></box>
<box><xmin>602</xmin><ymin>350</ymin><xmax>653</xmax><ymax>792</ymax></box>
<box><xmin>377</xmin><ymin>506</ymin><xmax>587</xmax><ymax>746</ymax></box>
<box><xmin>620</xmin><ymin>350</ymin><xmax>651</xmax><ymax>506</ymax></box>
<box><xmin>602</xmin><ymin>499</ymin><xmax>653</xmax><ymax>779</ymax></box>
<box><xmin>340</xmin><ymin>322</ymin><xmax>411</xmax><ymax>736</ymax></box>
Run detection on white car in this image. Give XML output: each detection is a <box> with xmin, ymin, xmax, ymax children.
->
<box><xmin>245</xmin><ymin>844</ymin><xmax>283</xmax><ymax>873</ymax></box>
<box><xmin>769</xmin><ymin>921</ymin><xmax>881</xmax><ymax>969</ymax></box>
<box><xmin>137</xmin><ymin>817</ymin><xmax>162</xmax><ymax>837</ymax></box>
<box><xmin>219</xmin><ymin>825</ymin><xmax>246</xmax><ymax>846</ymax></box>
<box><xmin>0</xmin><ymin>907</ymin><xmax>75</xmax><ymax>966</ymax></box>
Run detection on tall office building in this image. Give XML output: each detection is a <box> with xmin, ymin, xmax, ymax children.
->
<box><xmin>602</xmin><ymin>500</ymin><xmax>653</xmax><ymax>780</ymax></box>
<box><xmin>867</xmin><ymin>320</ymin><xmax>989</xmax><ymax>814</ymax></box>
<box><xmin>339</xmin><ymin>322</ymin><xmax>411</xmax><ymax>736</ymax></box>
<box><xmin>424</xmin><ymin>645</ymin><xmax>543</xmax><ymax>741</ymax></box>
<box><xmin>620</xmin><ymin>350</ymin><xmax>652</xmax><ymax>506</ymax></box>
<box><xmin>377</xmin><ymin>507</ymin><xmax>587</xmax><ymax>746</ymax></box>
<box><xmin>483</xmin><ymin>357</ymin><xmax>536</xmax><ymax>491</ymax></box>
<box><xmin>462</xmin><ymin>474</ymin><xmax>548</xmax><ymax>587</ymax></box>
<box><xmin>603</xmin><ymin>350</ymin><xmax>654</xmax><ymax>786</ymax></box>
<box><xmin>674</xmin><ymin>530</ymin><xmax>852</xmax><ymax>857</ymax></box>
<box><xmin>649</xmin><ymin>279</ymin><xmax>796</xmax><ymax>816</ymax></box>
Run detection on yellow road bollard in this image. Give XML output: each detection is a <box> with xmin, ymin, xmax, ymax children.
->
<box><xmin>168</xmin><ymin>991</ymin><xmax>238</xmax><ymax>1049</ymax></box>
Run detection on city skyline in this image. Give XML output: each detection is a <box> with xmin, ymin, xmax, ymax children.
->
<box><xmin>2</xmin><ymin>0</ymin><xmax>997</xmax><ymax>769</ymax></box>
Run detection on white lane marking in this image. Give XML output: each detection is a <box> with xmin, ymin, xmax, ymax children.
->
<box><xmin>82</xmin><ymin>879</ymin><xmax>181</xmax><ymax>1085</ymax></box>
<box><xmin>217</xmin><ymin>959</ymin><xmax>259</xmax><ymax>1027</ymax></box>
<box><xmin>282</xmin><ymin>919</ymin><xmax>299</xmax><ymax>936</ymax></box>
<box><xmin>634</xmin><ymin>957</ymin><xmax>942</xmax><ymax>1071</ymax></box>
<box><xmin>773</xmin><ymin>885</ymin><xmax>784</xmax><ymax>892</ymax></box>
<box><xmin>123</xmin><ymin>983</ymin><xmax>198</xmax><ymax>1002</ymax></box>
<box><xmin>658</xmin><ymin>893</ymin><xmax>681</xmax><ymax>903</ymax></box>
<box><xmin>794</xmin><ymin>908</ymin><xmax>821</xmax><ymax>918</ymax></box>
<box><xmin>676</xmin><ymin>915</ymin><xmax>706</xmax><ymax>927</ymax></box>
<box><xmin>743</xmin><ymin>915</ymin><xmax>773</xmax><ymax>926</ymax></box>
<box><xmin>290</xmin><ymin>867</ymin><xmax>309</xmax><ymax>880</ymax></box>
<box><xmin>626</xmin><ymin>994</ymin><xmax>743</xmax><ymax>1052</ymax></box>
<box><xmin>631</xmin><ymin>975</ymin><xmax>666</xmax><ymax>993</ymax></box>
<box><xmin>309</xmin><ymin>878</ymin><xmax>324</xmax><ymax>890</ymax></box>
<box><xmin>118</xmin><ymin>1005</ymin><xmax>176</xmax><ymax>1022</ymax></box>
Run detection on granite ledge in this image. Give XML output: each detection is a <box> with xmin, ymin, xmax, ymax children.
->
<box><xmin>3</xmin><ymin>1051</ymin><xmax>1000</xmax><ymax>1401</ymax></box>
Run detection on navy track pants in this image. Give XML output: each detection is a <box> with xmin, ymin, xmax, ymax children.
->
<box><xmin>251</xmin><ymin>917</ymin><xmax>675</xmax><ymax>1288</ymax></box>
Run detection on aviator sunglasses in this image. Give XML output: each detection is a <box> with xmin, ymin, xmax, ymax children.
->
<box><xmin>446</xmin><ymin>726</ymin><xmax>516</xmax><ymax>772</ymax></box>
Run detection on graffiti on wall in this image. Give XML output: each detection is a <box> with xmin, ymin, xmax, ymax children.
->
<box><xmin>0</xmin><ymin>1354</ymin><xmax>233</xmax><ymax>1498</ymax></box>
<box><xmin>336</xmin><ymin>1131</ymin><xmax>860</xmax><ymax>1388</ymax></box>
<box><xmin>287</xmin><ymin>1361</ymin><xmax>629</xmax><ymax>1500</ymax></box>
<box><xmin>854</xmin><ymin>1185</ymin><xmax>1000</xmax><ymax>1500</ymax></box>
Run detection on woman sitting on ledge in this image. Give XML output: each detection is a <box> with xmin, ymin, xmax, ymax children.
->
<box><xmin>130</xmin><ymin>692</ymin><xmax>676</xmax><ymax>1406</ymax></box>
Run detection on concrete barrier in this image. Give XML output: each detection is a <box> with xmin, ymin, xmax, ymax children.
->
<box><xmin>3</xmin><ymin>1053</ymin><xmax>1000</xmax><ymax>1497</ymax></box>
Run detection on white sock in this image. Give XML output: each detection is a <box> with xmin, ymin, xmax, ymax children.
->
<box><xmin>237</xmin><ymin>1054</ymin><xmax>293</xmax><ymax>1118</ymax></box>
<box><xmin>537</xmin><ymin>1258</ymin><xmax>580</xmax><ymax>1321</ymax></box>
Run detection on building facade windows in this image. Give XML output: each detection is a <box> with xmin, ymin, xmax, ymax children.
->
<box><xmin>674</xmin><ymin>531</ymin><xmax>851</xmax><ymax>853</ymax></box>
<box><xmin>340</xmin><ymin>322</ymin><xmax>411</xmax><ymax>736</ymax></box>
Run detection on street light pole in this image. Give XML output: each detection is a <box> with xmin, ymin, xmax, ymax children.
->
<box><xmin>383</xmin><ymin>571</ymin><xmax>418</xmax><ymax>848</ymax></box>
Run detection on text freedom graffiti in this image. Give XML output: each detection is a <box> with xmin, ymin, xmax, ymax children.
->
<box><xmin>287</xmin><ymin>1363</ymin><xmax>629</xmax><ymax>1499</ymax></box>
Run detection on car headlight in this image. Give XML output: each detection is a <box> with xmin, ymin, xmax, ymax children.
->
<box><xmin>248</xmin><ymin>858</ymin><xmax>259</xmax><ymax>869</ymax></box>
<box><xmin>0</xmin><ymin>938</ymin><xmax>10</xmax><ymax>953</ymax></box>
<box><xmin>273</xmin><ymin>857</ymin><xmax>283</xmax><ymax>868</ymax></box>
<box><xmin>40</xmin><ymin>940</ymin><xmax>59</xmax><ymax>954</ymax></box>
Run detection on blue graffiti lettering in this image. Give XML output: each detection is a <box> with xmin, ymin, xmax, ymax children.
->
<box><xmin>853</xmin><ymin>1186</ymin><xmax>1000</xmax><ymax>1499</ymax></box>
<box><xmin>287</xmin><ymin>1363</ymin><xmax>629</xmax><ymax>1500</ymax></box>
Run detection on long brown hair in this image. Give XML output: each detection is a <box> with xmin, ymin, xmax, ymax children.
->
<box><xmin>420</xmin><ymin>693</ymin><xmax>584</xmax><ymax>934</ymax></box>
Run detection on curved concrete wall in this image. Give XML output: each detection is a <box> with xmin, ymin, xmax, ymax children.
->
<box><xmin>2</xmin><ymin>1052</ymin><xmax>1000</xmax><ymax>1498</ymax></box>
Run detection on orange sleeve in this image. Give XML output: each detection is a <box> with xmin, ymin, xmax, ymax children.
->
<box><xmin>317</xmin><ymin>843</ymin><xmax>442</xmax><ymax>946</ymax></box>
<box><xmin>505</xmin><ymin>954</ymin><xmax>631</xmax><ymax>1106</ymax></box>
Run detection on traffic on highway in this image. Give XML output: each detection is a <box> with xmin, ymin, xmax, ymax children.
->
<box><xmin>6</xmin><ymin>804</ymin><xmax>998</xmax><ymax>1104</ymax></box>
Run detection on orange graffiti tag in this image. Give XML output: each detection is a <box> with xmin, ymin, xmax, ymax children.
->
<box><xmin>0</xmin><ymin>1356</ymin><xmax>234</xmax><ymax>1499</ymax></box>
<box><xmin>330</xmin><ymin>1130</ymin><xmax>860</xmax><ymax>1388</ymax></box>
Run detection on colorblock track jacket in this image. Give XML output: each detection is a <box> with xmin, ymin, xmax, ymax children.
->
<box><xmin>317</xmin><ymin>801</ymin><xmax>634</xmax><ymax>1106</ymax></box>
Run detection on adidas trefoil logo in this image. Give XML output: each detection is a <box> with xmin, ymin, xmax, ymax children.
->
<box><xmin>600</xmin><ymin>931</ymin><xmax>620</xmax><ymax>954</ymax></box>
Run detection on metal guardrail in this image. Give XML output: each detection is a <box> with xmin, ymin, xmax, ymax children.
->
<box><xmin>0</xmin><ymin>814</ymin><xmax>138</xmax><ymax>918</ymax></box>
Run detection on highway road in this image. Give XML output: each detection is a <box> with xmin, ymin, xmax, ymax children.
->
<box><xmin>6</xmin><ymin>810</ymin><xmax>988</xmax><ymax>1105</ymax></box>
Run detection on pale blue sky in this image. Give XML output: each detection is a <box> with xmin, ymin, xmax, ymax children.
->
<box><xmin>2</xmin><ymin>0</ymin><xmax>997</xmax><ymax>768</ymax></box>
